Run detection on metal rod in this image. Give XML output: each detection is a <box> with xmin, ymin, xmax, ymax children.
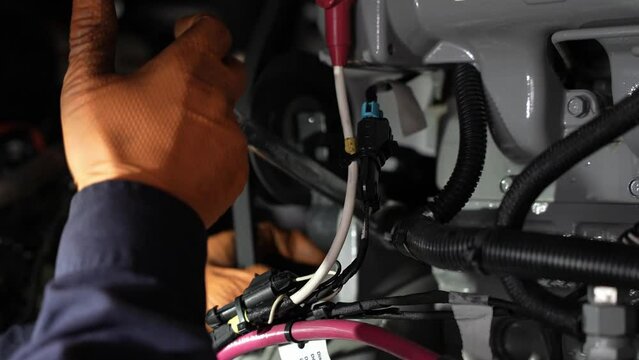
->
<box><xmin>242</xmin><ymin>120</ymin><xmax>348</xmax><ymax>205</ymax></box>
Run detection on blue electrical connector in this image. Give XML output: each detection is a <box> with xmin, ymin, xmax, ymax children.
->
<box><xmin>361</xmin><ymin>101</ymin><xmax>383</xmax><ymax>119</ymax></box>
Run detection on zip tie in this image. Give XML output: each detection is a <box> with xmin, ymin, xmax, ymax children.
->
<box><xmin>284</xmin><ymin>322</ymin><xmax>307</xmax><ymax>349</ymax></box>
<box><xmin>230</xmin><ymin>297</ymin><xmax>250</xmax><ymax>334</ymax></box>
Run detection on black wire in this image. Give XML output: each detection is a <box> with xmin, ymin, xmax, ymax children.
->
<box><xmin>365</xmin><ymin>82</ymin><xmax>393</xmax><ymax>103</ymax></box>
<box><xmin>328</xmin><ymin>291</ymin><xmax>450</xmax><ymax>318</ymax></box>
<box><xmin>319</xmin><ymin>260</ymin><xmax>343</xmax><ymax>291</ymax></box>
<box><xmin>295</xmin><ymin>260</ymin><xmax>343</xmax><ymax>297</ymax></box>
<box><xmin>334</xmin><ymin>206</ymin><xmax>372</xmax><ymax>287</ymax></box>
<box><xmin>302</xmin><ymin>291</ymin><xmax>523</xmax><ymax>322</ymax></box>
<box><xmin>486</xmin><ymin>297</ymin><xmax>526</xmax><ymax>315</ymax></box>
<box><xmin>344</xmin><ymin>311</ymin><xmax>454</xmax><ymax>321</ymax></box>
<box><xmin>365</xmin><ymin>86</ymin><xmax>378</xmax><ymax>102</ymax></box>
<box><xmin>305</xmin><ymin>206</ymin><xmax>372</xmax><ymax>304</ymax></box>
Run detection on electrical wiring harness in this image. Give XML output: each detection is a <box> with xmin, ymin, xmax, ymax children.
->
<box><xmin>213</xmin><ymin>1</ymin><xmax>639</xmax><ymax>354</ymax></box>
<box><xmin>288</xmin><ymin>66</ymin><xmax>358</xmax><ymax>306</ymax></box>
<box><xmin>208</xmin><ymin>80</ymin><xmax>409</xmax><ymax>356</ymax></box>
<box><xmin>208</xmin><ymin>8</ymin><xmax>488</xmax><ymax>354</ymax></box>
<box><xmin>207</xmin><ymin>61</ymin><xmax>523</xmax><ymax>359</ymax></box>
<box><xmin>213</xmin><ymin>290</ymin><xmax>523</xmax><ymax>359</ymax></box>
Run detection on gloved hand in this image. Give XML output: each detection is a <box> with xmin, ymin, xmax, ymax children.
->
<box><xmin>62</xmin><ymin>0</ymin><xmax>248</xmax><ymax>227</ymax></box>
<box><xmin>205</xmin><ymin>223</ymin><xmax>325</xmax><ymax>310</ymax></box>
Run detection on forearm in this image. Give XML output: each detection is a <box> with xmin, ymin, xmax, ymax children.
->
<box><xmin>9</xmin><ymin>0</ymin><xmax>249</xmax><ymax>357</ymax></box>
<box><xmin>10</xmin><ymin>181</ymin><xmax>213</xmax><ymax>360</ymax></box>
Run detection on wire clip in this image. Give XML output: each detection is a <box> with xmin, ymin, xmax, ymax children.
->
<box><xmin>284</xmin><ymin>322</ymin><xmax>307</xmax><ymax>349</ymax></box>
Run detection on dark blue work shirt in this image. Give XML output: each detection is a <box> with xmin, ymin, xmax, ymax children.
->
<box><xmin>5</xmin><ymin>181</ymin><xmax>215</xmax><ymax>359</ymax></box>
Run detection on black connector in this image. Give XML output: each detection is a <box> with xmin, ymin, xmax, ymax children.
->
<box><xmin>310</xmin><ymin>302</ymin><xmax>336</xmax><ymax>320</ymax></box>
<box><xmin>357</xmin><ymin>101</ymin><xmax>397</xmax><ymax>212</ymax></box>
<box><xmin>205</xmin><ymin>270</ymin><xmax>298</xmax><ymax>329</ymax></box>
<box><xmin>211</xmin><ymin>324</ymin><xmax>239</xmax><ymax>353</ymax></box>
<box><xmin>246</xmin><ymin>295</ymin><xmax>304</xmax><ymax>326</ymax></box>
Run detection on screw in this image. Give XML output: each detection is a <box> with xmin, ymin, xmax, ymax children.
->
<box><xmin>500</xmin><ymin>176</ymin><xmax>513</xmax><ymax>193</ymax></box>
<box><xmin>567</xmin><ymin>96</ymin><xmax>590</xmax><ymax>118</ymax></box>
<box><xmin>630</xmin><ymin>178</ymin><xmax>639</xmax><ymax>197</ymax></box>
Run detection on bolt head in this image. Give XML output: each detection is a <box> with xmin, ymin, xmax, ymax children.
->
<box><xmin>568</xmin><ymin>97</ymin><xmax>590</xmax><ymax>118</ymax></box>
<box><xmin>583</xmin><ymin>304</ymin><xmax>635</xmax><ymax>336</ymax></box>
<box><xmin>585</xmin><ymin>343</ymin><xmax>636</xmax><ymax>360</ymax></box>
<box><xmin>500</xmin><ymin>176</ymin><xmax>514</xmax><ymax>193</ymax></box>
<box><xmin>629</xmin><ymin>178</ymin><xmax>639</xmax><ymax>197</ymax></box>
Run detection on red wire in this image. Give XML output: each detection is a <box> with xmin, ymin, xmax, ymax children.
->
<box><xmin>216</xmin><ymin>319</ymin><xmax>440</xmax><ymax>360</ymax></box>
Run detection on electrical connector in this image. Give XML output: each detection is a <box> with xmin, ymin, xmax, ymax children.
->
<box><xmin>361</xmin><ymin>101</ymin><xmax>382</xmax><ymax>119</ymax></box>
<box><xmin>311</xmin><ymin>302</ymin><xmax>336</xmax><ymax>320</ymax></box>
<box><xmin>205</xmin><ymin>270</ymin><xmax>298</xmax><ymax>330</ymax></box>
<box><xmin>211</xmin><ymin>324</ymin><xmax>239</xmax><ymax>353</ymax></box>
<box><xmin>357</xmin><ymin>100</ymin><xmax>397</xmax><ymax>212</ymax></box>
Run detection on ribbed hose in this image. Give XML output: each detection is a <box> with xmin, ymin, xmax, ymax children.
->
<box><xmin>393</xmin><ymin>220</ymin><xmax>639</xmax><ymax>288</ymax></box>
<box><xmin>499</xmin><ymin>277</ymin><xmax>579</xmax><ymax>334</ymax></box>
<box><xmin>428</xmin><ymin>64</ymin><xmax>487</xmax><ymax>223</ymax></box>
<box><xmin>392</xmin><ymin>219</ymin><xmax>639</xmax><ymax>334</ymax></box>
<box><xmin>498</xmin><ymin>93</ymin><xmax>639</xmax><ymax>228</ymax></box>
<box><xmin>495</xmin><ymin>89</ymin><xmax>639</xmax><ymax>333</ymax></box>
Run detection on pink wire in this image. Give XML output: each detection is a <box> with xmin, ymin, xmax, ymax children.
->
<box><xmin>216</xmin><ymin>319</ymin><xmax>440</xmax><ymax>360</ymax></box>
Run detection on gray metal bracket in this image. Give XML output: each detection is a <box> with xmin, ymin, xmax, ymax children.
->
<box><xmin>552</xmin><ymin>26</ymin><xmax>639</xmax><ymax>157</ymax></box>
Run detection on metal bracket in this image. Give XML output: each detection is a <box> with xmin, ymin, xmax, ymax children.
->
<box><xmin>553</xmin><ymin>26</ymin><xmax>639</xmax><ymax>157</ymax></box>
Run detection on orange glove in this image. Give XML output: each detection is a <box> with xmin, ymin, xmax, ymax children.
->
<box><xmin>254</xmin><ymin>222</ymin><xmax>327</xmax><ymax>267</ymax></box>
<box><xmin>61</xmin><ymin>0</ymin><xmax>248</xmax><ymax>227</ymax></box>
<box><xmin>205</xmin><ymin>223</ymin><xmax>325</xmax><ymax>311</ymax></box>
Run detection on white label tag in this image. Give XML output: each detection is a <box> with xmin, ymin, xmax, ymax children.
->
<box><xmin>278</xmin><ymin>340</ymin><xmax>331</xmax><ymax>360</ymax></box>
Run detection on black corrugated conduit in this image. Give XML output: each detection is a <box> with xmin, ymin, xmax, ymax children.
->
<box><xmin>391</xmin><ymin>218</ymin><xmax>639</xmax><ymax>334</ymax></box>
<box><xmin>495</xmin><ymin>87</ymin><xmax>639</xmax><ymax>334</ymax></box>
<box><xmin>427</xmin><ymin>64</ymin><xmax>488</xmax><ymax>223</ymax></box>
<box><xmin>392</xmin><ymin>218</ymin><xmax>639</xmax><ymax>288</ymax></box>
<box><xmin>392</xmin><ymin>88</ymin><xmax>639</xmax><ymax>334</ymax></box>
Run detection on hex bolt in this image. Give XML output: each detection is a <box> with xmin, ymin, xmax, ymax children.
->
<box><xmin>630</xmin><ymin>178</ymin><xmax>639</xmax><ymax>198</ymax></box>
<box><xmin>567</xmin><ymin>96</ymin><xmax>590</xmax><ymax>118</ymax></box>
<box><xmin>500</xmin><ymin>176</ymin><xmax>514</xmax><ymax>193</ymax></box>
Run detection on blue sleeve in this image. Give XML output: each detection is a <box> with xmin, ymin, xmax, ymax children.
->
<box><xmin>9</xmin><ymin>181</ymin><xmax>214</xmax><ymax>360</ymax></box>
<box><xmin>0</xmin><ymin>324</ymin><xmax>34</xmax><ymax>359</ymax></box>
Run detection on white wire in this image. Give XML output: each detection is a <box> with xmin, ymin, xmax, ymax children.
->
<box><xmin>295</xmin><ymin>270</ymin><xmax>337</xmax><ymax>283</ymax></box>
<box><xmin>268</xmin><ymin>270</ymin><xmax>339</xmax><ymax>325</ymax></box>
<box><xmin>289</xmin><ymin>66</ymin><xmax>357</xmax><ymax>305</ymax></box>
<box><xmin>268</xmin><ymin>270</ymin><xmax>338</xmax><ymax>325</ymax></box>
<box><xmin>333</xmin><ymin>66</ymin><xmax>355</xmax><ymax>139</ymax></box>
<box><xmin>317</xmin><ymin>286</ymin><xmax>342</xmax><ymax>304</ymax></box>
<box><xmin>268</xmin><ymin>294</ymin><xmax>286</xmax><ymax>325</ymax></box>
